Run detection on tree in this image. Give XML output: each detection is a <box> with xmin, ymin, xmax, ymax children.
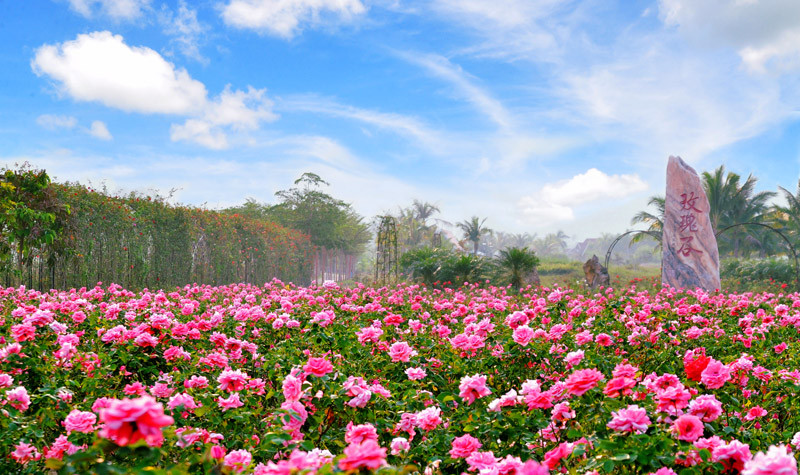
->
<box><xmin>242</xmin><ymin>173</ymin><xmax>370</xmax><ymax>255</ymax></box>
<box><xmin>702</xmin><ymin>166</ymin><xmax>775</xmax><ymax>257</ymax></box>
<box><xmin>630</xmin><ymin>196</ymin><xmax>665</xmax><ymax>246</ymax></box>
<box><xmin>457</xmin><ymin>216</ymin><xmax>492</xmax><ymax>255</ymax></box>
<box><xmin>496</xmin><ymin>246</ymin><xmax>539</xmax><ymax>291</ymax></box>
<box><xmin>0</xmin><ymin>166</ymin><xmax>71</xmax><ymax>278</ymax></box>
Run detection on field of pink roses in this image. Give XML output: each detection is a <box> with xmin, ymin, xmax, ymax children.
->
<box><xmin>0</xmin><ymin>280</ymin><xmax>799</xmax><ymax>474</ymax></box>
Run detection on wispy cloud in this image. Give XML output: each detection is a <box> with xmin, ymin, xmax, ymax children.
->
<box><xmin>399</xmin><ymin>52</ymin><xmax>513</xmax><ymax>129</ymax></box>
<box><xmin>65</xmin><ymin>0</ymin><xmax>151</xmax><ymax>21</ymax></box>
<box><xmin>36</xmin><ymin>114</ymin><xmax>77</xmax><ymax>130</ymax></box>
<box><xmin>88</xmin><ymin>120</ymin><xmax>113</xmax><ymax>140</ymax></box>
<box><xmin>279</xmin><ymin>95</ymin><xmax>445</xmax><ymax>150</ymax></box>
<box><xmin>159</xmin><ymin>0</ymin><xmax>208</xmax><ymax>64</ymax></box>
<box><xmin>220</xmin><ymin>0</ymin><xmax>366</xmax><ymax>38</ymax></box>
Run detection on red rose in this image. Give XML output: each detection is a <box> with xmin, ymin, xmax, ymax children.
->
<box><xmin>684</xmin><ymin>354</ymin><xmax>711</xmax><ymax>382</ymax></box>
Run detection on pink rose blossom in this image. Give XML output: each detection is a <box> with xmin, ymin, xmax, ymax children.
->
<box><xmin>303</xmin><ymin>357</ymin><xmax>334</xmax><ymax>377</ymax></box>
<box><xmin>607</xmin><ymin>405</ymin><xmax>651</xmax><ymax>434</ymax></box>
<box><xmin>672</xmin><ymin>414</ymin><xmax>704</xmax><ymax>442</ymax></box>
<box><xmin>390</xmin><ymin>437</ymin><xmax>410</xmax><ymax>455</ymax></box>
<box><xmin>688</xmin><ymin>394</ymin><xmax>723</xmax><ymax>422</ymax></box>
<box><xmin>744</xmin><ymin>406</ymin><xmax>768</xmax><ymax>421</ymax></box>
<box><xmin>63</xmin><ymin>410</ymin><xmax>97</xmax><ymax>434</ymax></box>
<box><xmin>405</xmin><ymin>367</ymin><xmax>427</xmax><ymax>380</ymax></box>
<box><xmin>565</xmin><ymin>368</ymin><xmax>604</xmax><ymax>396</ymax></box>
<box><xmin>217</xmin><ymin>393</ymin><xmax>244</xmax><ymax>412</ymax></box>
<box><xmin>459</xmin><ymin>374</ymin><xmax>492</xmax><ymax>405</ymax></box>
<box><xmin>223</xmin><ymin>449</ymin><xmax>252</xmax><ymax>473</ymax></box>
<box><xmin>742</xmin><ymin>445</ymin><xmax>797</xmax><ymax>475</ymax></box>
<box><xmin>98</xmin><ymin>396</ymin><xmax>174</xmax><ymax>447</ymax></box>
<box><xmin>388</xmin><ymin>341</ymin><xmax>417</xmax><ymax>362</ymax></box>
<box><xmin>450</xmin><ymin>434</ymin><xmax>482</xmax><ymax>459</ymax></box>
<box><xmin>338</xmin><ymin>440</ymin><xmax>387</xmax><ymax>471</ymax></box>
<box><xmin>701</xmin><ymin>359</ymin><xmax>731</xmax><ymax>389</ymax></box>
<box><xmin>345</xmin><ymin>422</ymin><xmax>378</xmax><ymax>444</ymax></box>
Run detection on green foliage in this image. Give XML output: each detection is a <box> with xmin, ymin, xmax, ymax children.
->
<box><xmin>0</xmin><ymin>171</ymin><xmax>314</xmax><ymax>290</ymax></box>
<box><xmin>0</xmin><ymin>166</ymin><xmax>70</xmax><ymax>277</ymax></box>
<box><xmin>399</xmin><ymin>247</ymin><xmax>488</xmax><ymax>287</ymax></box>
<box><xmin>495</xmin><ymin>246</ymin><xmax>539</xmax><ymax>291</ymax></box>
<box><xmin>456</xmin><ymin>216</ymin><xmax>492</xmax><ymax>255</ymax></box>
<box><xmin>721</xmin><ymin>258</ymin><xmax>797</xmax><ymax>292</ymax></box>
<box><xmin>265</xmin><ymin>172</ymin><xmax>370</xmax><ymax>255</ymax></box>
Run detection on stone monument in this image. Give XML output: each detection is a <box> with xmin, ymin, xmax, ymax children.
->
<box><xmin>583</xmin><ymin>255</ymin><xmax>610</xmax><ymax>289</ymax></box>
<box><xmin>661</xmin><ymin>156</ymin><xmax>721</xmax><ymax>291</ymax></box>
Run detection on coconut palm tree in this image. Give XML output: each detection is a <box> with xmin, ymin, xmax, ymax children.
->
<box><xmin>702</xmin><ymin>166</ymin><xmax>775</xmax><ymax>257</ymax></box>
<box><xmin>457</xmin><ymin>216</ymin><xmax>492</xmax><ymax>255</ymax></box>
<box><xmin>630</xmin><ymin>195</ymin><xmax>665</xmax><ymax>246</ymax></box>
<box><xmin>496</xmin><ymin>246</ymin><xmax>539</xmax><ymax>291</ymax></box>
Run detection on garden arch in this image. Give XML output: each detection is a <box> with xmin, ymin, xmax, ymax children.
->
<box><xmin>604</xmin><ymin>230</ymin><xmax>662</xmax><ymax>274</ymax></box>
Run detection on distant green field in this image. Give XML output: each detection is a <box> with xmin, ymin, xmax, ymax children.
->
<box><xmin>538</xmin><ymin>258</ymin><xmax>661</xmax><ymax>290</ymax></box>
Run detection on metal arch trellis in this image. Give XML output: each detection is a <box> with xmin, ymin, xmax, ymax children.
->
<box><xmin>604</xmin><ymin>230</ymin><xmax>662</xmax><ymax>275</ymax></box>
<box><xmin>375</xmin><ymin>216</ymin><xmax>398</xmax><ymax>285</ymax></box>
<box><xmin>714</xmin><ymin>222</ymin><xmax>800</xmax><ymax>286</ymax></box>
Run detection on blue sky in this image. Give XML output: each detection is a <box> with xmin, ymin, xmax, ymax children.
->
<box><xmin>1</xmin><ymin>0</ymin><xmax>799</xmax><ymax>240</ymax></box>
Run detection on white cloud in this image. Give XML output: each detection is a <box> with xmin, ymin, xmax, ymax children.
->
<box><xmin>402</xmin><ymin>53</ymin><xmax>512</xmax><ymax>129</ymax></box>
<box><xmin>32</xmin><ymin>31</ymin><xmax>206</xmax><ymax>115</ymax></box>
<box><xmin>518</xmin><ymin>168</ymin><xmax>648</xmax><ymax>224</ymax></box>
<box><xmin>32</xmin><ymin>32</ymin><xmax>277</xmax><ymax>149</ymax></box>
<box><xmin>658</xmin><ymin>0</ymin><xmax>800</xmax><ymax>72</ymax></box>
<box><xmin>36</xmin><ymin>114</ymin><xmax>77</xmax><ymax>130</ymax></box>
<box><xmin>221</xmin><ymin>0</ymin><xmax>366</xmax><ymax>38</ymax></box>
<box><xmin>66</xmin><ymin>0</ymin><xmax>150</xmax><ymax>20</ymax></box>
<box><xmin>88</xmin><ymin>120</ymin><xmax>113</xmax><ymax>140</ymax></box>
<box><xmin>160</xmin><ymin>1</ymin><xmax>207</xmax><ymax>63</ymax></box>
<box><xmin>170</xmin><ymin>86</ymin><xmax>278</xmax><ymax>149</ymax></box>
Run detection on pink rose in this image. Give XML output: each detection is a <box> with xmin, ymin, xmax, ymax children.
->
<box><xmin>565</xmin><ymin>368</ymin><xmax>604</xmax><ymax>396</ymax></box>
<box><xmin>742</xmin><ymin>445</ymin><xmax>797</xmax><ymax>475</ymax></box>
<box><xmin>689</xmin><ymin>394</ymin><xmax>723</xmax><ymax>422</ymax></box>
<box><xmin>303</xmin><ymin>357</ymin><xmax>333</xmax><ymax>377</ymax></box>
<box><xmin>701</xmin><ymin>359</ymin><xmax>731</xmax><ymax>389</ymax></box>
<box><xmin>63</xmin><ymin>410</ymin><xmax>97</xmax><ymax>434</ymax></box>
<box><xmin>607</xmin><ymin>405</ymin><xmax>651</xmax><ymax>434</ymax></box>
<box><xmin>223</xmin><ymin>449</ymin><xmax>252</xmax><ymax>473</ymax></box>
<box><xmin>345</xmin><ymin>422</ymin><xmax>378</xmax><ymax>444</ymax></box>
<box><xmin>338</xmin><ymin>440</ymin><xmax>387</xmax><ymax>471</ymax></box>
<box><xmin>459</xmin><ymin>374</ymin><xmax>492</xmax><ymax>405</ymax></box>
<box><xmin>388</xmin><ymin>342</ymin><xmax>417</xmax><ymax>363</ymax></box>
<box><xmin>98</xmin><ymin>396</ymin><xmax>174</xmax><ymax>447</ymax></box>
<box><xmin>513</xmin><ymin>325</ymin><xmax>535</xmax><ymax>346</ymax></box>
<box><xmin>390</xmin><ymin>437</ymin><xmax>410</xmax><ymax>455</ymax></box>
<box><xmin>450</xmin><ymin>434</ymin><xmax>482</xmax><ymax>459</ymax></box>
<box><xmin>671</xmin><ymin>414</ymin><xmax>704</xmax><ymax>442</ymax></box>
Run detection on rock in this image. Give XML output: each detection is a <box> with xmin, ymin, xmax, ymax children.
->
<box><xmin>525</xmin><ymin>267</ymin><xmax>541</xmax><ymax>287</ymax></box>
<box><xmin>661</xmin><ymin>156</ymin><xmax>721</xmax><ymax>291</ymax></box>
<box><xmin>583</xmin><ymin>255</ymin><xmax>610</xmax><ymax>289</ymax></box>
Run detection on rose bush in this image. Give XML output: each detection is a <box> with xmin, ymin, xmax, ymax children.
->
<box><xmin>0</xmin><ymin>280</ymin><xmax>797</xmax><ymax>473</ymax></box>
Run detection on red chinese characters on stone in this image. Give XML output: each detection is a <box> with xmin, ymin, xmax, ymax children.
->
<box><xmin>680</xmin><ymin>192</ymin><xmax>702</xmax><ymax>213</ymax></box>
<box><xmin>676</xmin><ymin>192</ymin><xmax>703</xmax><ymax>257</ymax></box>
<box><xmin>677</xmin><ymin>236</ymin><xmax>702</xmax><ymax>257</ymax></box>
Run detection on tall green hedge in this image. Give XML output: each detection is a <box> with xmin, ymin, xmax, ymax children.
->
<box><xmin>5</xmin><ymin>182</ymin><xmax>313</xmax><ymax>290</ymax></box>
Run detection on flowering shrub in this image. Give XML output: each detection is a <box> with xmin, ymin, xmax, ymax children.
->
<box><xmin>0</xmin><ymin>280</ymin><xmax>798</xmax><ymax>473</ymax></box>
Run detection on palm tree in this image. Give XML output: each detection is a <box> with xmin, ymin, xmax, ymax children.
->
<box><xmin>541</xmin><ymin>231</ymin><xmax>569</xmax><ymax>256</ymax></box>
<box><xmin>775</xmin><ymin>180</ymin><xmax>800</xmax><ymax>246</ymax></box>
<box><xmin>496</xmin><ymin>247</ymin><xmax>540</xmax><ymax>291</ymax></box>
<box><xmin>702</xmin><ymin>166</ymin><xmax>775</xmax><ymax>257</ymax></box>
<box><xmin>630</xmin><ymin>195</ymin><xmax>665</xmax><ymax>246</ymax></box>
<box><xmin>412</xmin><ymin>200</ymin><xmax>440</xmax><ymax>226</ymax></box>
<box><xmin>457</xmin><ymin>216</ymin><xmax>492</xmax><ymax>255</ymax></box>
